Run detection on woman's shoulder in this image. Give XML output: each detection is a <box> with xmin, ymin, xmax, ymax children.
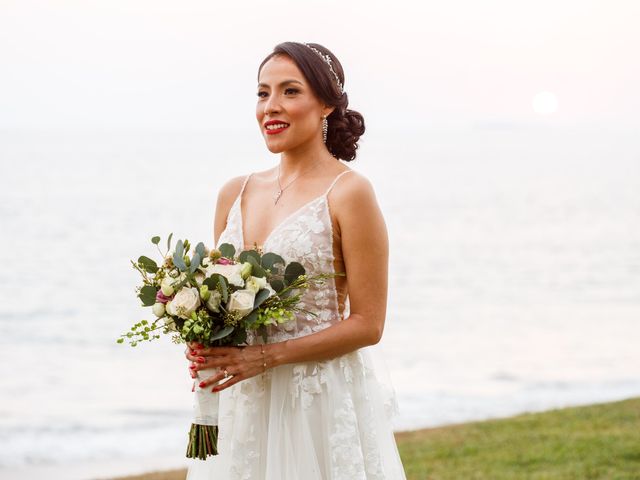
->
<box><xmin>216</xmin><ymin>174</ymin><xmax>243</xmax><ymax>201</ymax></box>
<box><xmin>216</xmin><ymin>167</ymin><xmax>277</xmax><ymax>207</ymax></box>
<box><xmin>331</xmin><ymin>167</ymin><xmax>377</xmax><ymax>205</ymax></box>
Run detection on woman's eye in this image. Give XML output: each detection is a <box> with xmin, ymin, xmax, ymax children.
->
<box><xmin>256</xmin><ymin>88</ymin><xmax>298</xmax><ymax>98</ymax></box>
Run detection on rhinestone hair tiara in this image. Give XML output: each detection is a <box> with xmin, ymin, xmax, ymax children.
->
<box><xmin>302</xmin><ymin>43</ymin><xmax>344</xmax><ymax>94</ymax></box>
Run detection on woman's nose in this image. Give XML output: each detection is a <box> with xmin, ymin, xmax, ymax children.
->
<box><xmin>264</xmin><ymin>95</ymin><xmax>281</xmax><ymax>115</ymax></box>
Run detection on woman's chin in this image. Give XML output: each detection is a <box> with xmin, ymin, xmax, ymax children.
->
<box><xmin>265</xmin><ymin>143</ymin><xmax>285</xmax><ymax>154</ymax></box>
<box><xmin>263</xmin><ymin>138</ymin><xmax>290</xmax><ymax>154</ymax></box>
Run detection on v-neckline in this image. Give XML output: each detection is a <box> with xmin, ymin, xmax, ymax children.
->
<box><xmin>238</xmin><ymin>192</ymin><xmax>327</xmax><ymax>251</ymax></box>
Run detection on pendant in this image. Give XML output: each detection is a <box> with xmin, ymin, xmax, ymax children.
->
<box><xmin>274</xmin><ymin>189</ymin><xmax>282</xmax><ymax>205</ymax></box>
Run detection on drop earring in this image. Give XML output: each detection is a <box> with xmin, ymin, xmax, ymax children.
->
<box><xmin>322</xmin><ymin>115</ymin><xmax>328</xmax><ymax>144</ymax></box>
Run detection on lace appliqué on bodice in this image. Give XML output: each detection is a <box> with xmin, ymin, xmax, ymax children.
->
<box><xmin>217</xmin><ymin>170</ymin><xmax>352</xmax><ymax>344</ymax></box>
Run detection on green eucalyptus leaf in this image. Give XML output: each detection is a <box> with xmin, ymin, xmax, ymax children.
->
<box><xmin>189</xmin><ymin>252</ymin><xmax>201</xmax><ymax>274</ymax></box>
<box><xmin>243</xmin><ymin>310</ymin><xmax>259</xmax><ymax>327</ymax></box>
<box><xmin>210</xmin><ymin>325</ymin><xmax>234</xmax><ymax>342</ymax></box>
<box><xmin>239</xmin><ymin>249</ymin><xmax>261</xmax><ymax>265</ymax></box>
<box><xmin>138</xmin><ymin>255</ymin><xmax>158</xmax><ymax>273</ymax></box>
<box><xmin>167</xmin><ymin>232</ymin><xmax>173</xmax><ymax>251</ymax></box>
<box><xmin>284</xmin><ymin>261</ymin><xmax>305</xmax><ymax>285</ymax></box>
<box><xmin>218</xmin><ymin>277</ymin><xmax>228</xmax><ymax>303</ymax></box>
<box><xmin>219</xmin><ymin>243</ymin><xmax>235</xmax><ymax>259</ymax></box>
<box><xmin>195</xmin><ymin>242</ymin><xmax>206</xmax><ymax>260</ymax></box>
<box><xmin>151</xmin><ymin>236</ymin><xmax>160</xmax><ymax>245</ymax></box>
<box><xmin>173</xmin><ymin>249</ymin><xmax>187</xmax><ymax>271</ymax></box>
<box><xmin>269</xmin><ymin>278</ymin><xmax>284</xmax><ymax>293</ymax></box>
<box><xmin>246</xmin><ymin>255</ymin><xmax>266</xmax><ymax>278</ymax></box>
<box><xmin>203</xmin><ymin>273</ymin><xmax>229</xmax><ymax>303</ymax></box>
<box><xmin>261</xmin><ymin>252</ymin><xmax>285</xmax><ymax>271</ymax></box>
<box><xmin>139</xmin><ymin>285</ymin><xmax>157</xmax><ymax>306</ymax></box>
<box><xmin>176</xmin><ymin>239</ymin><xmax>184</xmax><ymax>257</ymax></box>
<box><xmin>253</xmin><ymin>288</ymin><xmax>271</xmax><ymax>309</ymax></box>
<box><xmin>202</xmin><ymin>273</ymin><xmax>220</xmax><ymax>290</ymax></box>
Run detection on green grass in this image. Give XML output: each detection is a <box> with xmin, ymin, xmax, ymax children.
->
<box><xmin>111</xmin><ymin>397</ymin><xmax>640</xmax><ymax>480</ymax></box>
<box><xmin>396</xmin><ymin>396</ymin><xmax>640</xmax><ymax>480</ymax></box>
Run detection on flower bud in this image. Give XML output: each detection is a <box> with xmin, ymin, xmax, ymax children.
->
<box><xmin>199</xmin><ymin>285</ymin><xmax>211</xmax><ymax>301</ymax></box>
<box><xmin>152</xmin><ymin>302</ymin><xmax>165</xmax><ymax>317</ymax></box>
<box><xmin>184</xmin><ymin>256</ymin><xmax>191</xmax><ymax>267</ymax></box>
<box><xmin>209</xmin><ymin>248</ymin><xmax>221</xmax><ymax>261</ymax></box>
<box><xmin>240</xmin><ymin>262</ymin><xmax>252</xmax><ymax>279</ymax></box>
<box><xmin>193</xmin><ymin>271</ymin><xmax>205</xmax><ymax>287</ymax></box>
<box><xmin>206</xmin><ymin>290</ymin><xmax>222</xmax><ymax>312</ymax></box>
<box><xmin>160</xmin><ymin>276</ymin><xmax>175</xmax><ymax>296</ymax></box>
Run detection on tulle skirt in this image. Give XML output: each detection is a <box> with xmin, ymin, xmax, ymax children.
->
<box><xmin>185</xmin><ymin>346</ymin><xmax>407</xmax><ymax>480</ymax></box>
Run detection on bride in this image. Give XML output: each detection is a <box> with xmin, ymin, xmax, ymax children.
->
<box><xmin>184</xmin><ymin>41</ymin><xmax>407</xmax><ymax>479</ymax></box>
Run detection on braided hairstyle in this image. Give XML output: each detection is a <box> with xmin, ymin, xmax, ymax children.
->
<box><xmin>257</xmin><ymin>42</ymin><xmax>365</xmax><ymax>162</ymax></box>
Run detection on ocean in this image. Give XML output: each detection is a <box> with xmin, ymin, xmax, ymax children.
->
<box><xmin>1</xmin><ymin>125</ymin><xmax>638</xmax><ymax>479</ymax></box>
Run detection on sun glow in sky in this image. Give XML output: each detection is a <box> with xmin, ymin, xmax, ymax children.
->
<box><xmin>0</xmin><ymin>0</ymin><xmax>638</xmax><ymax>130</ymax></box>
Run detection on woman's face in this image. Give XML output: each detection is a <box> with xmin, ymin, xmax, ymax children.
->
<box><xmin>256</xmin><ymin>54</ymin><xmax>331</xmax><ymax>154</ymax></box>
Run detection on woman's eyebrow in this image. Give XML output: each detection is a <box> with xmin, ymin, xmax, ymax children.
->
<box><xmin>257</xmin><ymin>79</ymin><xmax>304</xmax><ymax>88</ymax></box>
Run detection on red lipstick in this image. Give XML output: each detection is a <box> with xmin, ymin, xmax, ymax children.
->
<box><xmin>264</xmin><ymin>119</ymin><xmax>290</xmax><ymax>135</ymax></box>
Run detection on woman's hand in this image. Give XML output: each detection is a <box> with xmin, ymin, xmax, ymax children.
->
<box><xmin>185</xmin><ymin>341</ymin><xmax>268</xmax><ymax>392</ymax></box>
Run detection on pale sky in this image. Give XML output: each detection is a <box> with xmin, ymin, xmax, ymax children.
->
<box><xmin>0</xmin><ymin>0</ymin><xmax>638</xmax><ymax>130</ymax></box>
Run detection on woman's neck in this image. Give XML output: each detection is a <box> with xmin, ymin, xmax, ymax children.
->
<box><xmin>278</xmin><ymin>142</ymin><xmax>337</xmax><ymax>178</ymax></box>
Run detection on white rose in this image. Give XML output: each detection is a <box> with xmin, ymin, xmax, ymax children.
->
<box><xmin>166</xmin><ymin>287</ymin><xmax>201</xmax><ymax>319</ymax></box>
<box><xmin>245</xmin><ymin>275</ymin><xmax>268</xmax><ymax>294</ymax></box>
<box><xmin>205</xmin><ymin>289</ymin><xmax>222</xmax><ymax>313</ymax></box>
<box><xmin>226</xmin><ymin>289</ymin><xmax>256</xmax><ymax>318</ymax></box>
<box><xmin>152</xmin><ymin>302</ymin><xmax>165</xmax><ymax>317</ymax></box>
<box><xmin>205</xmin><ymin>263</ymin><xmax>245</xmax><ymax>287</ymax></box>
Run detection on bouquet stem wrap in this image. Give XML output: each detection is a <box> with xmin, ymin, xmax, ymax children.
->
<box><xmin>186</xmin><ymin>367</ymin><xmax>220</xmax><ymax>460</ymax></box>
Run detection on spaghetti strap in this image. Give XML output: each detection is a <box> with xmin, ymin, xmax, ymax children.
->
<box><xmin>233</xmin><ymin>172</ymin><xmax>253</xmax><ymax>205</ymax></box>
<box><xmin>324</xmin><ymin>169</ymin><xmax>353</xmax><ymax>196</ymax></box>
<box><xmin>240</xmin><ymin>173</ymin><xmax>252</xmax><ymax>195</ymax></box>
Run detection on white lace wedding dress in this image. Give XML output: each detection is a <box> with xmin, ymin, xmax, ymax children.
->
<box><xmin>186</xmin><ymin>169</ymin><xmax>407</xmax><ymax>479</ymax></box>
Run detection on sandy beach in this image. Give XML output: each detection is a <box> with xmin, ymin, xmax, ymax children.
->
<box><xmin>104</xmin><ymin>469</ymin><xmax>186</xmax><ymax>480</ymax></box>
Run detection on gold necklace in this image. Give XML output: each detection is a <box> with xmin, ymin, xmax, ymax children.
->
<box><xmin>274</xmin><ymin>160</ymin><xmax>324</xmax><ymax>205</ymax></box>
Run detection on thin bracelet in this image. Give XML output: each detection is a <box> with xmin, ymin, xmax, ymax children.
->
<box><xmin>260</xmin><ymin>344</ymin><xmax>267</xmax><ymax>372</ymax></box>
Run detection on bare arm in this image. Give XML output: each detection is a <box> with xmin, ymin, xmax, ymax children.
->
<box><xmin>268</xmin><ymin>172</ymin><xmax>388</xmax><ymax>366</ymax></box>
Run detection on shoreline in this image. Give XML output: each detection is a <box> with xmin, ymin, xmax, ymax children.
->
<box><xmin>3</xmin><ymin>395</ymin><xmax>636</xmax><ymax>480</ymax></box>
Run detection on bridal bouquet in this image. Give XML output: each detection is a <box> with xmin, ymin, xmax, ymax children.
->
<box><xmin>117</xmin><ymin>233</ymin><xmax>342</xmax><ymax>460</ymax></box>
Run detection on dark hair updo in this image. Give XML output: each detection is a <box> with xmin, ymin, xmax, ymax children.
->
<box><xmin>257</xmin><ymin>41</ymin><xmax>365</xmax><ymax>162</ymax></box>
